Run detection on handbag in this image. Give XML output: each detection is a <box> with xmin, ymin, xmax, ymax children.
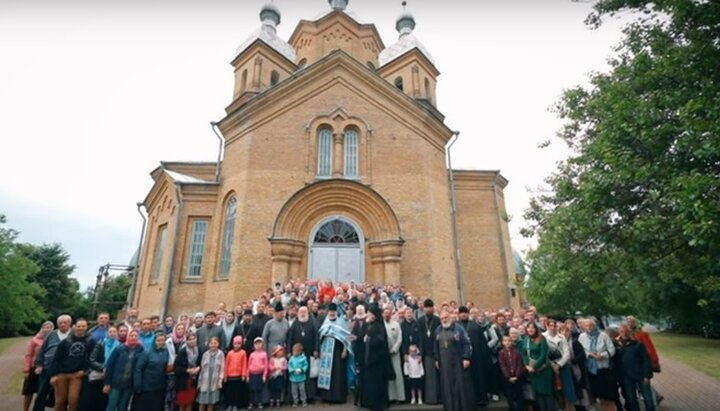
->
<box><xmin>309</xmin><ymin>357</ymin><xmax>319</xmax><ymax>379</ymax></box>
<box><xmin>88</xmin><ymin>369</ymin><xmax>105</xmax><ymax>382</ymax></box>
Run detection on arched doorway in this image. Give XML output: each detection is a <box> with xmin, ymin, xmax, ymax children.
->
<box><xmin>308</xmin><ymin>216</ymin><xmax>364</xmax><ymax>283</ymax></box>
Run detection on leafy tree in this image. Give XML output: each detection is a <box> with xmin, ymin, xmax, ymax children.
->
<box><xmin>524</xmin><ymin>0</ymin><xmax>720</xmax><ymax>336</ymax></box>
<box><xmin>94</xmin><ymin>273</ymin><xmax>131</xmax><ymax>318</ymax></box>
<box><xmin>18</xmin><ymin>243</ymin><xmax>80</xmax><ymax>321</ymax></box>
<box><xmin>0</xmin><ymin>215</ymin><xmax>45</xmax><ymax>336</ymax></box>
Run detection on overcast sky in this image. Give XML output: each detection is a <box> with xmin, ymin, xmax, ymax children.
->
<box><xmin>0</xmin><ymin>0</ymin><xmax>630</xmax><ymax>288</ymax></box>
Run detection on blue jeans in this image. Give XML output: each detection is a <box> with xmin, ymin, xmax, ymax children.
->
<box><xmin>623</xmin><ymin>377</ymin><xmax>655</xmax><ymax>411</ymax></box>
<box><xmin>105</xmin><ymin>388</ymin><xmax>132</xmax><ymax>411</ymax></box>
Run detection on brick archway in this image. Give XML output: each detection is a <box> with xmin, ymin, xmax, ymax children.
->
<box><xmin>269</xmin><ymin>179</ymin><xmax>404</xmax><ymax>285</ymax></box>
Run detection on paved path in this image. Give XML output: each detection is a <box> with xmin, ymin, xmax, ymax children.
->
<box><xmin>0</xmin><ymin>337</ymin><xmax>28</xmax><ymax>411</ymax></box>
<box><xmin>1</xmin><ymin>336</ymin><xmax>719</xmax><ymax>411</ymax></box>
<box><xmin>652</xmin><ymin>354</ymin><xmax>720</xmax><ymax>411</ymax></box>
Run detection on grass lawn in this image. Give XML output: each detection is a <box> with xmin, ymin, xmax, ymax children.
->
<box><xmin>652</xmin><ymin>332</ymin><xmax>720</xmax><ymax>381</ymax></box>
<box><xmin>0</xmin><ymin>337</ymin><xmax>26</xmax><ymax>355</ymax></box>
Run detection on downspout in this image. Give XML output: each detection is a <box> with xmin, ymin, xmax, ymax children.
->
<box><xmin>446</xmin><ymin>131</ymin><xmax>465</xmax><ymax>304</ymax></box>
<box><xmin>211</xmin><ymin>122</ymin><xmax>225</xmax><ymax>182</ymax></box>
<box><xmin>127</xmin><ymin>202</ymin><xmax>147</xmax><ymax>308</ymax></box>
<box><xmin>160</xmin><ymin>182</ymin><xmax>184</xmax><ymax>319</ymax></box>
<box><xmin>492</xmin><ymin>173</ymin><xmax>513</xmax><ymax>307</ymax></box>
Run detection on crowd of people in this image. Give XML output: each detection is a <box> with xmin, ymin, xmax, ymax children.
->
<box><xmin>21</xmin><ymin>279</ymin><xmax>663</xmax><ymax>411</ymax></box>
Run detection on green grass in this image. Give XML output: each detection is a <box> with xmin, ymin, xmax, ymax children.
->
<box><xmin>0</xmin><ymin>337</ymin><xmax>26</xmax><ymax>355</ymax></box>
<box><xmin>653</xmin><ymin>332</ymin><xmax>720</xmax><ymax>381</ymax></box>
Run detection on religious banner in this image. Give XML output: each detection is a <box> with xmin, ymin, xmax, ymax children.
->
<box><xmin>317</xmin><ymin>336</ymin><xmax>336</xmax><ymax>390</ymax></box>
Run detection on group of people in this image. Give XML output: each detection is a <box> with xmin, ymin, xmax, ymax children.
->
<box><xmin>21</xmin><ymin>279</ymin><xmax>662</xmax><ymax>411</ymax></box>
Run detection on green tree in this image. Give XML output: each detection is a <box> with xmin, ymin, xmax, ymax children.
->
<box><xmin>0</xmin><ymin>215</ymin><xmax>45</xmax><ymax>336</ymax></box>
<box><xmin>524</xmin><ymin>0</ymin><xmax>720</xmax><ymax>336</ymax></box>
<box><xmin>94</xmin><ymin>273</ymin><xmax>131</xmax><ymax>318</ymax></box>
<box><xmin>18</xmin><ymin>243</ymin><xmax>80</xmax><ymax>321</ymax></box>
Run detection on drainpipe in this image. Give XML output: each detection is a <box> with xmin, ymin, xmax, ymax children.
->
<box><xmin>492</xmin><ymin>173</ymin><xmax>513</xmax><ymax>307</ymax></box>
<box><xmin>211</xmin><ymin>122</ymin><xmax>224</xmax><ymax>182</ymax></box>
<box><xmin>160</xmin><ymin>182</ymin><xmax>184</xmax><ymax>319</ymax></box>
<box><xmin>446</xmin><ymin>131</ymin><xmax>464</xmax><ymax>304</ymax></box>
<box><xmin>127</xmin><ymin>202</ymin><xmax>147</xmax><ymax>308</ymax></box>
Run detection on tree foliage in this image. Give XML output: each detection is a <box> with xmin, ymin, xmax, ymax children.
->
<box><xmin>0</xmin><ymin>215</ymin><xmax>46</xmax><ymax>336</ymax></box>
<box><xmin>18</xmin><ymin>243</ymin><xmax>81</xmax><ymax>321</ymax></box>
<box><xmin>524</xmin><ymin>0</ymin><xmax>720</xmax><ymax>336</ymax></box>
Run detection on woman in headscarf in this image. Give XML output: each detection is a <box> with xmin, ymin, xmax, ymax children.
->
<box><xmin>170</xmin><ymin>323</ymin><xmax>187</xmax><ymax>353</ymax></box>
<box><xmin>578</xmin><ymin>319</ymin><xmax>617</xmax><ymax>411</ymax></box>
<box><xmin>104</xmin><ymin>329</ymin><xmax>144</xmax><ymax>411</ymax></box>
<box><xmin>22</xmin><ymin>321</ymin><xmax>53</xmax><ymax>411</ymax></box>
<box><xmin>221</xmin><ymin>312</ymin><xmax>236</xmax><ymax>352</ymax></box>
<box><xmin>190</xmin><ymin>312</ymin><xmax>205</xmax><ymax>334</ymax></box>
<box><xmin>82</xmin><ymin>325</ymin><xmax>119</xmax><ymax>411</ymax></box>
<box><xmin>175</xmin><ymin>333</ymin><xmax>201</xmax><ymax>411</ymax></box>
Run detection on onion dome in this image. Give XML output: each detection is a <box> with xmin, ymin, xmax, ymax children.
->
<box><xmin>379</xmin><ymin>2</ymin><xmax>434</xmax><ymax>67</ymax></box>
<box><xmin>235</xmin><ymin>3</ymin><xmax>296</xmax><ymax>62</ymax></box>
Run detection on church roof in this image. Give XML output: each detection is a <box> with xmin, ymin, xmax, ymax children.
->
<box><xmin>164</xmin><ymin>169</ymin><xmax>215</xmax><ymax>185</ymax></box>
<box><xmin>379</xmin><ymin>10</ymin><xmax>435</xmax><ymax>67</ymax></box>
<box><xmin>235</xmin><ymin>3</ymin><xmax>296</xmax><ymax>63</ymax></box>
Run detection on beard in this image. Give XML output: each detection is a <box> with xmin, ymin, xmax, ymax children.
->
<box><xmin>298</xmin><ymin>313</ymin><xmax>309</xmax><ymax>322</ymax></box>
<box><xmin>441</xmin><ymin>321</ymin><xmax>452</xmax><ymax>329</ymax></box>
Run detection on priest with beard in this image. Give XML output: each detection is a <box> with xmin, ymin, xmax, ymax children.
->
<box><xmin>317</xmin><ymin>303</ymin><xmax>354</xmax><ymax>403</ymax></box>
<box><xmin>287</xmin><ymin>305</ymin><xmax>318</xmax><ymax>401</ymax></box>
<box><xmin>418</xmin><ymin>299</ymin><xmax>441</xmax><ymax>404</ymax></box>
<box><xmin>458</xmin><ymin>305</ymin><xmax>490</xmax><ymax>406</ymax></box>
<box><xmin>233</xmin><ymin>309</ymin><xmax>260</xmax><ymax>355</ymax></box>
<box><xmin>357</xmin><ymin>304</ymin><xmax>392</xmax><ymax>411</ymax></box>
<box><xmin>435</xmin><ymin>309</ymin><xmax>475</xmax><ymax>411</ymax></box>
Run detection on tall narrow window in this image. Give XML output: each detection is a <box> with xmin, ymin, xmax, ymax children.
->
<box><xmin>394</xmin><ymin>76</ymin><xmax>404</xmax><ymax>91</ymax></box>
<box><xmin>219</xmin><ymin>197</ymin><xmax>237</xmax><ymax>278</ymax></box>
<box><xmin>317</xmin><ymin>129</ymin><xmax>332</xmax><ymax>177</ymax></box>
<box><xmin>152</xmin><ymin>225</ymin><xmax>167</xmax><ymax>281</ymax></box>
<box><xmin>187</xmin><ymin>220</ymin><xmax>208</xmax><ymax>277</ymax></box>
<box><xmin>270</xmin><ymin>70</ymin><xmax>280</xmax><ymax>86</ymax></box>
<box><xmin>344</xmin><ymin>129</ymin><xmax>358</xmax><ymax>178</ymax></box>
<box><xmin>425</xmin><ymin>78</ymin><xmax>432</xmax><ymax>101</ymax></box>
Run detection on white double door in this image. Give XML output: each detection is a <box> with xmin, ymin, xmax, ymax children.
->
<box><xmin>309</xmin><ymin>246</ymin><xmax>363</xmax><ymax>284</ymax></box>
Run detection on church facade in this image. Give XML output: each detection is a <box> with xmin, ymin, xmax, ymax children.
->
<box><xmin>130</xmin><ymin>1</ymin><xmax>520</xmax><ymax>316</ymax></box>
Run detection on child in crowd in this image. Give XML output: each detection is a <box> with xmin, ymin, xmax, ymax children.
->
<box><xmin>247</xmin><ymin>337</ymin><xmax>269</xmax><ymax>410</ymax></box>
<box><xmin>498</xmin><ymin>335</ymin><xmax>526</xmax><ymax>411</ymax></box>
<box><xmin>225</xmin><ymin>336</ymin><xmax>249</xmax><ymax>411</ymax></box>
<box><xmin>403</xmin><ymin>344</ymin><xmax>424</xmax><ymax>405</ymax></box>
<box><xmin>288</xmin><ymin>343</ymin><xmax>309</xmax><ymax>408</ymax></box>
<box><xmin>269</xmin><ymin>345</ymin><xmax>288</xmax><ymax>408</ymax></box>
<box><xmin>197</xmin><ymin>336</ymin><xmax>225</xmax><ymax>411</ymax></box>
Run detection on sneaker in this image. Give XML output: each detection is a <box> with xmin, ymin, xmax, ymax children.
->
<box><xmin>302</xmin><ymin>403</ymin><xmax>308</xmax><ymax>408</ymax></box>
<box><xmin>258</xmin><ymin>405</ymin><xmax>264</xmax><ymax>410</ymax></box>
<box><xmin>418</xmin><ymin>398</ymin><xmax>423</xmax><ymax>405</ymax></box>
<box><xmin>410</xmin><ymin>398</ymin><xmax>416</xmax><ymax>405</ymax></box>
<box><xmin>491</xmin><ymin>395</ymin><xmax>500</xmax><ymax>402</ymax></box>
<box><xmin>248</xmin><ymin>406</ymin><xmax>253</xmax><ymax>410</ymax></box>
<box><xmin>292</xmin><ymin>403</ymin><xmax>297</xmax><ymax>408</ymax></box>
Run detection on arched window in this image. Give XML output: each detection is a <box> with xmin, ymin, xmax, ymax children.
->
<box><xmin>313</xmin><ymin>219</ymin><xmax>360</xmax><ymax>244</ymax></box>
<box><xmin>219</xmin><ymin>196</ymin><xmax>237</xmax><ymax>278</ymax></box>
<box><xmin>344</xmin><ymin>129</ymin><xmax>358</xmax><ymax>178</ymax></box>
<box><xmin>241</xmin><ymin>69</ymin><xmax>248</xmax><ymax>92</ymax></box>
<box><xmin>394</xmin><ymin>76</ymin><xmax>404</xmax><ymax>91</ymax></box>
<box><xmin>425</xmin><ymin>78</ymin><xmax>432</xmax><ymax>101</ymax></box>
<box><xmin>270</xmin><ymin>70</ymin><xmax>280</xmax><ymax>86</ymax></box>
<box><xmin>367</xmin><ymin>62</ymin><xmax>375</xmax><ymax>70</ymax></box>
<box><xmin>298</xmin><ymin>59</ymin><xmax>308</xmax><ymax>69</ymax></box>
<box><xmin>317</xmin><ymin>129</ymin><xmax>333</xmax><ymax>177</ymax></box>
<box><xmin>151</xmin><ymin>225</ymin><xmax>168</xmax><ymax>281</ymax></box>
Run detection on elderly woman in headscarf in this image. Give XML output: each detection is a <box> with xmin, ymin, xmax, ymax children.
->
<box><xmin>190</xmin><ymin>312</ymin><xmax>205</xmax><ymax>335</ymax></box>
<box><xmin>578</xmin><ymin>318</ymin><xmax>617</xmax><ymax>411</ymax></box>
<box><xmin>22</xmin><ymin>321</ymin><xmax>53</xmax><ymax>411</ymax></box>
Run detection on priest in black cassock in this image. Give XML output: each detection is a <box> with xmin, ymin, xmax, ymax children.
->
<box><xmin>317</xmin><ymin>303</ymin><xmax>352</xmax><ymax>403</ymax></box>
<box><xmin>357</xmin><ymin>304</ymin><xmax>392</xmax><ymax>411</ymax></box>
<box><xmin>418</xmin><ymin>299</ymin><xmax>441</xmax><ymax>404</ymax></box>
<box><xmin>287</xmin><ymin>305</ymin><xmax>318</xmax><ymax>401</ymax></box>
<box><xmin>233</xmin><ymin>309</ymin><xmax>261</xmax><ymax>355</ymax></box>
<box><xmin>458</xmin><ymin>305</ymin><xmax>490</xmax><ymax>406</ymax></box>
<box><xmin>435</xmin><ymin>309</ymin><xmax>475</xmax><ymax>411</ymax></box>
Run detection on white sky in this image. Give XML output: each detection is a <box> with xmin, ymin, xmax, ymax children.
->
<box><xmin>0</xmin><ymin>0</ymin><xmax>630</xmax><ymax>288</ymax></box>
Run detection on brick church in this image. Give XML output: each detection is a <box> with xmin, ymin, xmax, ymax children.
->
<box><xmin>130</xmin><ymin>0</ymin><xmax>521</xmax><ymax>316</ymax></box>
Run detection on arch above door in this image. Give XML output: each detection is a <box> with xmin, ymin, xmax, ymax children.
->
<box><xmin>269</xmin><ymin>179</ymin><xmax>404</xmax><ymax>286</ymax></box>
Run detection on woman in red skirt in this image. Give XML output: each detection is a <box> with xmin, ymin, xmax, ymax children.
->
<box><xmin>174</xmin><ymin>333</ymin><xmax>201</xmax><ymax>411</ymax></box>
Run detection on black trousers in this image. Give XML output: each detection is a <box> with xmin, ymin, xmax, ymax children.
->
<box><xmin>132</xmin><ymin>389</ymin><xmax>165</xmax><ymax>411</ymax></box>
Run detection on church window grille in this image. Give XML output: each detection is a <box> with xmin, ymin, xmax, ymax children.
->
<box><xmin>152</xmin><ymin>225</ymin><xmax>167</xmax><ymax>281</ymax></box>
<box><xmin>344</xmin><ymin>129</ymin><xmax>358</xmax><ymax>178</ymax></box>
<box><xmin>219</xmin><ymin>197</ymin><xmax>237</xmax><ymax>278</ymax></box>
<box><xmin>313</xmin><ymin>219</ymin><xmax>359</xmax><ymax>244</ymax></box>
<box><xmin>317</xmin><ymin>129</ymin><xmax>332</xmax><ymax>177</ymax></box>
<box><xmin>187</xmin><ymin>220</ymin><xmax>208</xmax><ymax>277</ymax></box>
